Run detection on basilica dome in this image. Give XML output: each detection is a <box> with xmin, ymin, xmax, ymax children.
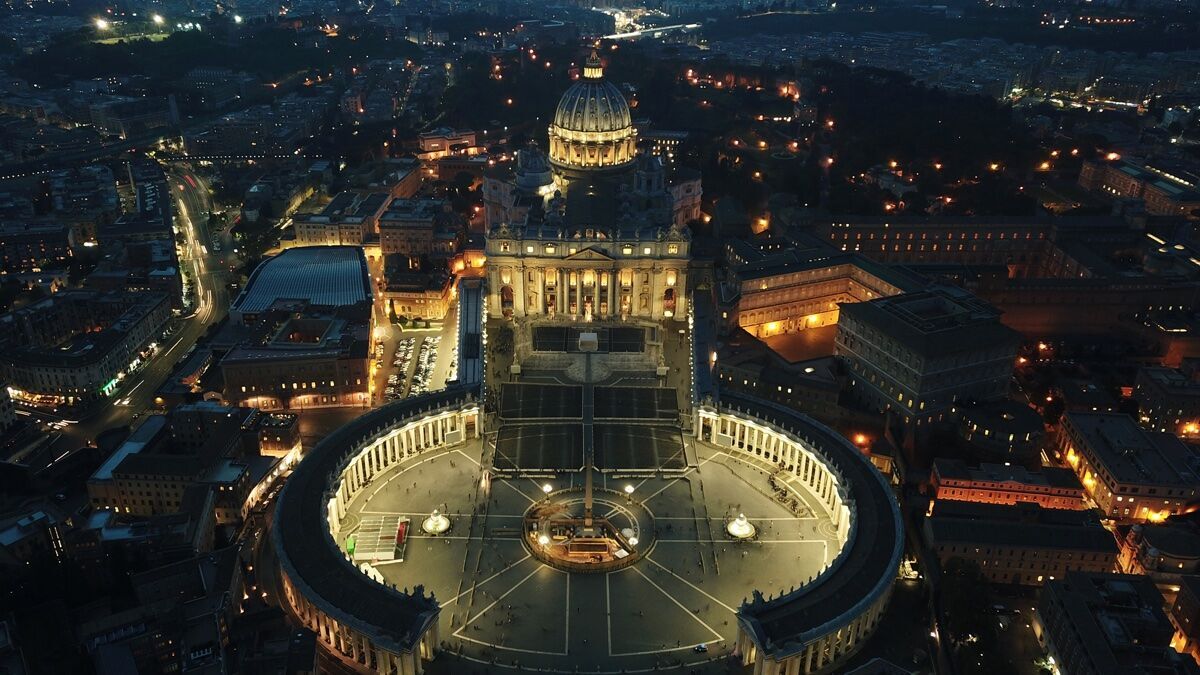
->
<box><xmin>548</xmin><ymin>51</ymin><xmax>638</xmax><ymax>179</ymax></box>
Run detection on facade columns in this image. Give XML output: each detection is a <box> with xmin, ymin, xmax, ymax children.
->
<box><xmin>558</xmin><ymin>269</ymin><xmax>565</xmax><ymax>315</ymax></box>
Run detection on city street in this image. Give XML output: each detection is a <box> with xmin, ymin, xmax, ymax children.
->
<box><xmin>42</xmin><ymin>164</ymin><xmax>229</xmax><ymax>457</ymax></box>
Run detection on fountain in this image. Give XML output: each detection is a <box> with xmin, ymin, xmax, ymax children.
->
<box><xmin>421</xmin><ymin>509</ymin><xmax>451</xmax><ymax>535</ymax></box>
<box><xmin>726</xmin><ymin>513</ymin><xmax>756</xmax><ymax>539</ymax></box>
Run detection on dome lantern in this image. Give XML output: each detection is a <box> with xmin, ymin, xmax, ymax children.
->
<box><xmin>582</xmin><ymin>49</ymin><xmax>604</xmax><ymax>80</ymax></box>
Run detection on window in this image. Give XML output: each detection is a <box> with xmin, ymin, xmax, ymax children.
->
<box><xmin>667</xmin><ymin>244</ymin><xmax>679</xmax><ymax>254</ymax></box>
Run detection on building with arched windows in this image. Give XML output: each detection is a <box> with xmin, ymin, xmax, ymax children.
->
<box><xmin>481</xmin><ymin>50</ymin><xmax>698</xmax><ymax>323</ymax></box>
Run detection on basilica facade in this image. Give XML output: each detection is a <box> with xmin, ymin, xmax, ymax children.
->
<box><xmin>483</xmin><ymin>51</ymin><xmax>696</xmax><ymax>323</ymax></box>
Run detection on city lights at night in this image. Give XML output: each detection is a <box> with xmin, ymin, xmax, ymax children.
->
<box><xmin>0</xmin><ymin>1</ymin><xmax>1198</xmax><ymax>674</ymax></box>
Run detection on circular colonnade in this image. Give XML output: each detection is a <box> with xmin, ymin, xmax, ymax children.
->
<box><xmin>273</xmin><ymin>387</ymin><xmax>901</xmax><ymax>674</ymax></box>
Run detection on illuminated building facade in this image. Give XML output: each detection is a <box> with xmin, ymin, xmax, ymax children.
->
<box><xmin>378</xmin><ymin>199</ymin><xmax>457</xmax><ymax>258</ymax></box>
<box><xmin>0</xmin><ymin>290</ymin><xmax>171</xmax><ymax>405</ymax></box>
<box><xmin>221</xmin><ymin>332</ymin><xmax>372</xmax><ymax>411</ymax></box>
<box><xmin>484</xmin><ymin>131</ymin><xmax>690</xmax><ymax>322</ymax></box>
<box><xmin>481</xmin><ymin>52</ymin><xmax>700</xmax><ymax>319</ymax></box>
<box><xmin>931</xmin><ymin>458</ymin><xmax>1085</xmax><ymax>510</ymax></box>
<box><xmin>1117</xmin><ymin>522</ymin><xmax>1200</xmax><ymax>582</ymax></box>
<box><xmin>485</xmin><ymin>218</ymin><xmax>689</xmax><ymax>322</ymax></box>
<box><xmin>1058</xmin><ymin>412</ymin><xmax>1200</xmax><ymax>522</ymax></box>
<box><xmin>0</xmin><ymin>222</ymin><xmax>74</xmax><ymax>273</ymax></box>
<box><xmin>1169</xmin><ymin>576</ymin><xmax>1200</xmax><ymax>667</ymax></box>
<box><xmin>815</xmin><ymin>215</ymin><xmax>1200</xmax><ymax>340</ymax></box>
<box><xmin>721</xmin><ymin>242</ymin><xmax>921</xmax><ymax>338</ymax></box>
<box><xmin>820</xmin><ymin>216</ymin><xmax>1053</xmax><ymax>273</ymax></box>
<box><xmin>417</xmin><ymin>127</ymin><xmax>476</xmax><ymax>155</ymax></box>
<box><xmin>293</xmin><ymin>191</ymin><xmax>390</xmax><ymax>247</ymax></box>
<box><xmin>382</xmin><ymin>268</ymin><xmax>454</xmax><ymax>321</ymax></box>
<box><xmin>87</xmin><ymin>404</ymin><xmax>281</xmax><ymax>525</ymax></box>
<box><xmin>223</xmin><ymin>247</ymin><xmax>374</xmax><ymax>410</ymax></box>
<box><xmin>1079</xmin><ymin>158</ymin><xmax>1200</xmax><ymax>217</ymax></box>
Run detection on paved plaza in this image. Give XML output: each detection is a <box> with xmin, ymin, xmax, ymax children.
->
<box><xmin>336</xmin><ymin>438</ymin><xmax>839</xmax><ymax>673</ymax></box>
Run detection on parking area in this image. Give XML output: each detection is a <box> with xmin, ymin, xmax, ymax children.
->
<box><xmin>381</xmin><ymin>336</ymin><xmax>417</xmax><ymax>402</ymax></box>
<box><xmin>378</xmin><ymin>331</ymin><xmax>456</xmax><ymax>403</ymax></box>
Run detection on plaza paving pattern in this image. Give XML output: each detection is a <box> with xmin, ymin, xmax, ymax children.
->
<box><xmin>336</xmin><ymin>439</ymin><xmax>840</xmax><ymax>673</ymax></box>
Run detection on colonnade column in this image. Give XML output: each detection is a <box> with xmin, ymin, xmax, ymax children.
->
<box><xmin>559</xmin><ymin>269</ymin><xmax>566</xmax><ymax>315</ymax></box>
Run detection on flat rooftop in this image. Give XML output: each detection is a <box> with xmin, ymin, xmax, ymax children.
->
<box><xmin>933</xmin><ymin>458</ymin><xmax>1082</xmax><ymax>491</ymax></box>
<box><xmin>379</xmin><ymin>198</ymin><xmax>445</xmax><ymax>224</ymax></box>
<box><xmin>926</xmin><ymin>501</ymin><xmax>1116</xmax><ymax>552</ymax></box>
<box><xmin>839</xmin><ymin>286</ymin><xmax>1020</xmax><ymax>357</ymax></box>
<box><xmin>1138</xmin><ymin>366</ymin><xmax>1200</xmax><ymax>396</ymax></box>
<box><xmin>1066</xmin><ymin>412</ymin><xmax>1200</xmax><ymax>487</ymax></box>
<box><xmin>297</xmin><ymin>191</ymin><xmax>390</xmax><ymax>223</ymax></box>
<box><xmin>1042</xmin><ymin>572</ymin><xmax>1190</xmax><ymax>675</ymax></box>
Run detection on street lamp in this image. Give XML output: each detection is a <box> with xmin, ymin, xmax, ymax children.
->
<box><xmin>542</xmin><ymin>483</ymin><xmax>552</xmax><ymax>495</ymax></box>
<box><xmin>537</xmin><ymin>534</ymin><xmax>550</xmax><ymax>547</ymax></box>
<box><xmin>152</xmin><ymin>14</ymin><xmax>164</xmax><ymax>25</ymax></box>
<box><xmin>95</xmin><ymin>18</ymin><xmax>110</xmax><ymax>30</ymax></box>
<box><xmin>233</xmin><ymin>14</ymin><xmax>243</xmax><ymax>24</ymax></box>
